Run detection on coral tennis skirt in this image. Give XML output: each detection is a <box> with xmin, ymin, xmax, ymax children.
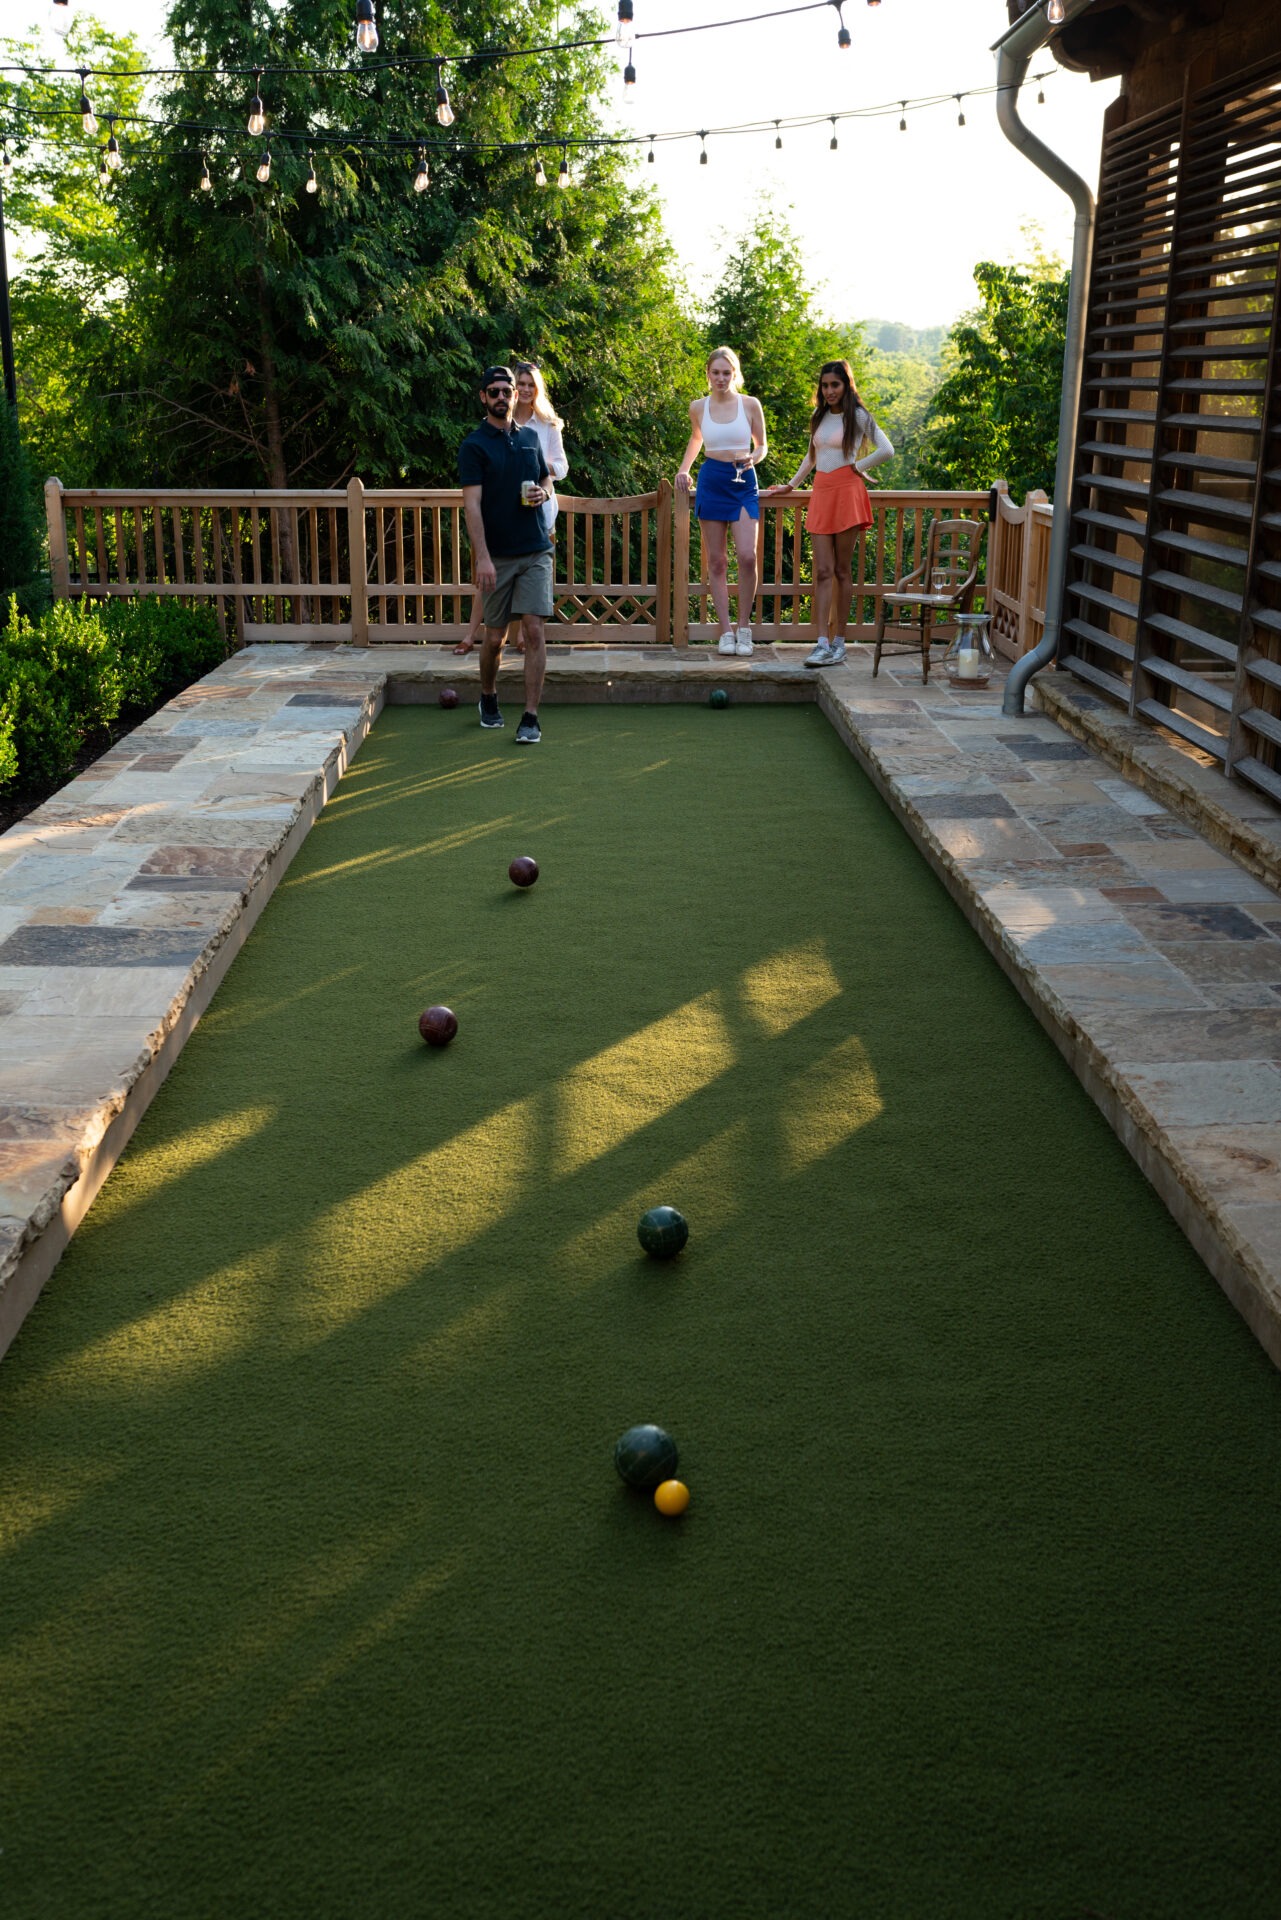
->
<box><xmin>804</xmin><ymin>465</ymin><xmax>872</xmax><ymax>537</ymax></box>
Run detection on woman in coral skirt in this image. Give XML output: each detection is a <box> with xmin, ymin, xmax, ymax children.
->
<box><xmin>764</xmin><ymin>361</ymin><xmax>893</xmax><ymax>667</ymax></box>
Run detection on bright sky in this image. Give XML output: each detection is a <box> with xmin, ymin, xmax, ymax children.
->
<box><xmin>44</xmin><ymin>0</ymin><xmax>1120</xmax><ymax>330</ymax></box>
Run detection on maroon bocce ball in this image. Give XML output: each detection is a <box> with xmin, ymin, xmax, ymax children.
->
<box><xmin>438</xmin><ymin>687</ymin><xmax>460</xmax><ymax>709</ymax></box>
<box><xmin>418</xmin><ymin>1005</ymin><xmax>459</xmax><ymax>1047</ymax></box>
<box><xmin>509</xmin><ymin>856</ymin><xmax>539</xmax><ymax>889</ymax></box>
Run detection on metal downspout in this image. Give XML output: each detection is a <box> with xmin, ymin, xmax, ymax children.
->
<box><xmin>993</xmin><ymin>13</ymin><xmax>1097</xmax><ymax>716</ymax></box>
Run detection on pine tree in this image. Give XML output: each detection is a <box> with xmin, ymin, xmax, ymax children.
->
<box><xmin>96</xmin><ymin>0</ymin><xmax>699</xmax><ymax>493</ymax></box>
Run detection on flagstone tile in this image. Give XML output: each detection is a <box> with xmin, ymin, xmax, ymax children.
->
<box><xmin>1118</xmin><ymin>1060</ymin><xmax>1281</xmax><ymax>1128</ymax></box>
<box><xmin>914</xmin><ymin>792</ymin><xmax>1019</xmax><ymax>820</ymax></box>
<box><xmin>1088</xmin><ymin>1007</ymin><xmax>1281</xmax><ymax>1062</ymax></box>
<box><xmin>1112</xmin><ymin>837</ymin><xmax>1232</xmax><ymax>871</ymax></box>
<box><xmin>0</xmin><ymin>853</ymin><xmax>145</xmax><ymax>907</ymax></box>
<box><xmin>929</xmin><ymin>818</ymin><xmax>1062</xmax><ymax>863</ymax></box>
<box><xmin>1129</xmin><ymin>869</ymin><xmax>1277</xmax><ymax>906</ymax></box>
<box><xmin>1014</xmin><ymin>919</ymin><xmax>1154</xmax><ymax>965</ymax></box>
<box><xmin>1120</xmin><ymin>902</ymin><xmax>1278</xmax><ymax>945</ymax></box>
<box><xmin>0</xmin><ymin>925</ymin><xmax>207</xmax><ymax>968</ymax></box>
<box><xmin>0</xmin><ymin>1019</ymin><xmax>155</xmax><ymax>1103</ymax></box>
<box><xmin>1</xmin><ymin>965</ymin><xmax>196</xmax><ymax>1019</ymax></box>
<box><xmin>1038</xmin><ymin>957</ymin><xmax>1212</xmax><ymax>1015</ymax></box>
<box><xmin>1095</xmin><ymin>778</ymin><xmax>1171</xmax><ymax>817</ymax></box>
<box><xmin>105</xmin><ymin>813</ymin><xmax>285</xmax><ymax>849</ymax></box>
<box><xmin>1157</xmin><ymin>941</ymin><xmax>1281</xmax><ymax>988</ymax></box>
<box><xmin>994</xmin><ymin>735</ymin><xmax>1094</xmax><ymax>763</ymax></box>
<box><xmin>1166</xmin><ymin>1125</ymin><xmax>1281</xmax><ymax>1202</ymax></box>
<box><xmin>978</xmin><ymin>884</ymin><xmax>1123</xmax><ymax>928</ymax></box>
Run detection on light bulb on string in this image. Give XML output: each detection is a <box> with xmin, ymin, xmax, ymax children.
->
<box><xmin>956</xmin><ymin>96</ymin><xmax>966</xmax><ymax>127</ymax></box>
<box><xmin>413</xmin><ymin>145</ymin><xmax>429</xmax><ymax>192</ymax></box>
<box><xmin>0</xmin><ymin>144</ymin><xmax>11</xmax><ymax>182</ymax></box>
<box><xmin>646</xmin><ymin>135</ymin><xmax>655</xmax><ymax>164</ymax></box>
<box><xmin>829</xmin><ymin>117</ymin><xmax>838</xmax><ymax>152</ymax></box>
<box><xmin>1047</xmin><ymin>0</ymin><xmax>1065</xmax><ymax>21</ymax></box>
<box><xmin>97</xmin><ymin>147</ymin><xmax>108</xmax><ymax>184</ymax></box>
<box><xmin>306</xmin><ymin>149</ymin><xmax>318</xmax><ymax>193</ymax></box>
<box><xmin>699</xmin><ymin>131</ymin><xmax>708</xmax><ymax>165</ymax></box>
<box><xmin>617</xmin><ymin>0</ymin><xmax>635</xmax><ymax>47</ymax></box>
<box><xmin>78</xmin><ymin>72</ymin><xmax>97</xmax><ymax>136</ymax></box>
<box><xmin>899</xmin><ymin>101</ymin><xmax>907</xmax><ymax>132</ymax></box>
<box><xmin>1037</xmin><ymin>83</ymin><xmax>1046</xmax><ymax>104</ymax></box>
<box><xmin>534</xmin><ymin>150</ymin><xmax>547</xmax><ymax>186</ymax></box>
<box><xmin>105</xmin><ymin>115</ymin><xmax>121</xmax><ymax>169</ymax></box>
<box><xmin>51</xmin><ymin>0</ymin><xmax>72</xmax><ymax>37</ymax></box>
<box><xmin>435</xmin><ymin>62</ymin><xmax>455</xmax><ymax>128</ymax></box>
<box><xmin>774</xmin><ymin>120</ymin><xmax>782</xmax><ymax>150</ymax></box>
<box><xmin>248</xmin><ymin>74</ymin><xmax>265</xmax><ymax>137</ymax></box>
<box><xmin>557</xmin><ymin>145</ymin><xmax>569</xmax><ymax>188</ymax></box>
<box><xmin>834</xmin><ymin>2</ymin><xmax>850</xmax><ymax>49</ymax></box>
<box><xmin>256</xmin><ymin>146</ymin><xmax>271</xmax><ymax>183</ymax></box>
<box><xmin>199</xmin><ymin>150</ymin><xmax>212</xmax><ymax>191</ymax></box>
<box><xmin>622</xmin><ymin>56</ymin><xmax>636</xmax><ymax>110</ymax></box>
<box><xmin>354</xmin><ymin>0</ymin><xmax>378</xmax><ymax>53</ymax></box>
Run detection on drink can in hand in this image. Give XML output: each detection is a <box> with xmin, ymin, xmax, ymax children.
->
<box><xmin>521</xmin><ymin>479</ymin><xmax>538</xmax><ymax>507</ymax></box>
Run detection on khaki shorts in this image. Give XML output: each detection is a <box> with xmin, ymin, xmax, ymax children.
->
<box><xmin>483</xmin><ymin>550</ymin><xmax>554</xmax><ymax>629</ymax></box>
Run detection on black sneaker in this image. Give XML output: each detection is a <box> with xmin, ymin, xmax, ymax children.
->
<box><xmin>515</xmin><ymin>711</ymin><xmax>542</xmax><ymax>745</ymax></box>
<box><xmin>478</xmin><ymin>694</ymin><xmax>504</xmax><ymax>730</ymax></box>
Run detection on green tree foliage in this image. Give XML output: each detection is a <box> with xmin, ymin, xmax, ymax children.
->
<box><xmin>703</xmin><ymin>204</ymin><xmax>868</xmax><ymax>486</ymax></box>
<box><xmin>2</xmin><ymin>6</ymin><xmax>701</xmax><ymax>496</ymax></box>
<box><xmin>0</xmin><ymin>19</ymin><xmax>153</xmax><ymax>484</ymax></box>
<box><xmin>916</xmin><ymin>260</ymin><xmax>1069</xmax><ymax>499</ymax></box>
<box><xmin>0</xmin><ymin>402</ymin><xmax>44</xmax><ymax>614</ymax></box>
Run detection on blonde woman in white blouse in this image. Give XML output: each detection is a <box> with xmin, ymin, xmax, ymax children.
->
<box><xmin>456</xmin><ymin>360</ymin><xmax>570</xmax><ymax>654</ymax></box>
<box><xmin>763</xmin><ymin>360</ymin><xmax>894</xmax><ymax>669</ymax></box>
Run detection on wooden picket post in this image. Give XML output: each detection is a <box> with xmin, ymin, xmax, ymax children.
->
<box><xmin>347</xmin><ymin>477</ymin><xmax>369</xmax><ymax>645</ymax></box>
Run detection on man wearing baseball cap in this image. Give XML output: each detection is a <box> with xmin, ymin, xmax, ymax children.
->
<box><xmin>458</xmin><ymin>364</ymin><xmax>552</xmax><ymax>744</ymax></box>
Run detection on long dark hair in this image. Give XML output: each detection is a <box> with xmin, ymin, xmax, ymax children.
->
<box><xmin>809</xmin><ymin>360</ymin><xmax>874</xmax><ymax>460</ymax></box>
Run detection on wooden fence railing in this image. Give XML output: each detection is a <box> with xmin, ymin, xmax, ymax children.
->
<box><xmin>986</xmin><ymin>481</ymin><xmax>1053</xmax><ymax>662</ymax></box>
<box><xmin>673</xmin><ymin>486</ymin><xmax>994</xmax><ymax>644</ymax></box>
<box><xmin>45</xmin><ymin>475</ymin><xmax>1051</xmax><ymax>652</ymax></box>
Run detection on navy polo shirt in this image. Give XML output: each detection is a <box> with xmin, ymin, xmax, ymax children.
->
<box><xmin>458</xmin><ymin>420</ymin><xmax>551</xmax><ymax>558</ymax></box>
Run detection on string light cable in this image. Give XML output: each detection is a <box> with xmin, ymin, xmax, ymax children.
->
<box><xmin>1</xmin><ymin>67</ymin><xmax>1058</xmax><ymax>161</ymax></box>
<box><xmin>2</xmin><ymin>0</ymin><xmax>874</xmax><ymax>84</ymax></box>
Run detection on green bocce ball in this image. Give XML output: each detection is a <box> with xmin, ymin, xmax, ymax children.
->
<box><xmin>637</xmin><ymin>1205</ymin><xmax>689</xmax><ymax>1260</ymax></box>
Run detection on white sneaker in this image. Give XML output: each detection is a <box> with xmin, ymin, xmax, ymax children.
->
<box><xmin>804</xmin><ymin>638</ymin><xmax>832</xmax><ymax>668</ymax></box>
<box><xmin>827</xmin><ymin>640</ymin><xmax>847</xmax><ymax>666</ymax></box>
<box><xmin>735</xmin><ymin>628</ymin><xmax>754</xmax><ymax>657</ymax></box>
<box><xmin>717</xmin><ymin>631</ymin><xmax>737</xmax><ymax>655</ymax></box>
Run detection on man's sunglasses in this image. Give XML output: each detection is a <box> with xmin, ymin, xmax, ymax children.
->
<box><xmin>485</xmin><ymin>384</ymin><xmax>512</xmax><ymax>397</ymax></box>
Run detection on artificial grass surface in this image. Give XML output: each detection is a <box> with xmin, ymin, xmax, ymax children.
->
<box><xmin>3</xmin><ymin>703</ymin><xmax>1281</xmax><ymax>1919</ymax></box>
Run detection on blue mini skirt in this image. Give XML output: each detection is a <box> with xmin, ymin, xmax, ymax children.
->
<box><xmin>695</xmin><ymin>458</ymin><xmax>759</xmax><ymax>523</ymax></box>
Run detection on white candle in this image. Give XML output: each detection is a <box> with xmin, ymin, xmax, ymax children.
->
<box><xmin>956</xmin><ymin>646</ymin><xmax>980</xmax><ymax>680</ymax></box>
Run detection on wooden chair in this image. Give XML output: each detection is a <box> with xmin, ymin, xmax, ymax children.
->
<box><xmin>872</xmin><ymin>518</ymin><xmax>986</xmax><ymax>683</ymax></box>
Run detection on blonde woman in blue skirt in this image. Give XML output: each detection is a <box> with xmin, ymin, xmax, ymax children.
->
<box><xmin>675</xmin><ymin>347</ymin><xmax>769</xmax><ymax>656</ymax></box>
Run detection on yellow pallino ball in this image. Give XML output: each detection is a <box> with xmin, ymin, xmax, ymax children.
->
<box><xmin>654</xmin><ymin>1479</ymin><xmax>690</xmax><ymax>1518</ymax></box>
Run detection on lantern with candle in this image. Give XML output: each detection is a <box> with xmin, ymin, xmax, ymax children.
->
<box><xmin>943</xmin><ymin>612</ymin><xmax>995</xmax><ymax>689</ymax></box>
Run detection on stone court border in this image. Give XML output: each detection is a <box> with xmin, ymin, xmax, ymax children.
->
<box><xmin>2</xmin><ymin>642</ymin><xmax>1279</xmax><ymax>1366</ymax></box>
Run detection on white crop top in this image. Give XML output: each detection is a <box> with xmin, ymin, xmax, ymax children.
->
<box><xmin>700</xmin><ymin>395</ymin><xmax>751</xmax><ymax>453</ymax></box>
<box><xmin>812</xmin><ymin>408</ymin><xmax>867</xmax><ymax>471</ymax></box>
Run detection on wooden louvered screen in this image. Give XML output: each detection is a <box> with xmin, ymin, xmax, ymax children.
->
<box><xmin>1062</xmin><ymin>53</ymin><xmax>1281</xmax><ymax>805</ymax></box>
<box><xmin>1062</xmin><ymin>101</ymin><xmax>1182</xmax><ymax>702</ymax></box>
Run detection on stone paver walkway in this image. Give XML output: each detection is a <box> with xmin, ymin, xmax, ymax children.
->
<box><xmin>2</xmin><ymin>639</ymin><xmax>1280</xmax><ymax>1365</ymax></box>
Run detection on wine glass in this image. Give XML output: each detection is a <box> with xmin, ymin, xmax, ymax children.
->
<box><xmin>732</xmin><ymin>457</ymin><xmax>749</xmax><ymax>486</ymax></box>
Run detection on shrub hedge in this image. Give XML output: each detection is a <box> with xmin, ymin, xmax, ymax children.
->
<box><xmin>0</xmin><ymin>596</ymin><xmax>228</xmax><ymax>797</ymax></box>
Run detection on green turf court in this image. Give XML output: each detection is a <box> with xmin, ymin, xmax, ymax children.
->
<box><xmin>3</xmin><ymin>703</ymin><xmax>1281</xmax><ymax>1919</ymax></box>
